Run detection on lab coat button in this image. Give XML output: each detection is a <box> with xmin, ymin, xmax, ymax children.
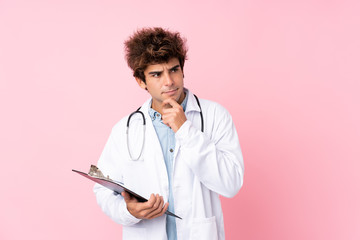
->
<box><xmin>170</xmin><ymin>148</ymin><xmax>174</xmax><ymax>153</ymax></box>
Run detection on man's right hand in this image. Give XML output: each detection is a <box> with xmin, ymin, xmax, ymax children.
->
<box><xmin>121</xmin><ymin>191</ymin><xmax>169</xmax><ymax>219</ymax></box>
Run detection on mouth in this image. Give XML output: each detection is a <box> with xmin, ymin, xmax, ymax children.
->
<box><xmin>162</xmin><ymin>88</ymin><xmax>178</xmax><ymax>95</ymax></box>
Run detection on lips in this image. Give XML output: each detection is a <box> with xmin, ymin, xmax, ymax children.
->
<box><xmin>163</xmin><ymin>89</ymin><xmax>178</xmax><ymax>95</ymax></box>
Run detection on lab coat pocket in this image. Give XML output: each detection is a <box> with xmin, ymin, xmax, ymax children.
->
<box><xmin>123</xmin><ymin>226</ymin><xmax>146</xmax><ymax>239</ymax></box>
<box><xmin>189</xmin><ymin>216</ymin><xmax>218</xmax><ymax>240</ymax></box>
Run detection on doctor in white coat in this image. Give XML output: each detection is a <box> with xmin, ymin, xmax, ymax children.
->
<box><xmin>93</xmin><ymin>27</ymin><xmax>244</xmax><ymax>240</ymax></box>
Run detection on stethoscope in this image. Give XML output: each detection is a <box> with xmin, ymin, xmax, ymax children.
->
<box><xmin>126</xmin><ymin>95</ymin><xmax>204</xmax><ymax>161</ymax></box>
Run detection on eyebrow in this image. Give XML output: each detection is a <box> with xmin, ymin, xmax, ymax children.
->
<box><xmin>148</xmin><ymin>70</ymin><xmax>162</xmax><ymax>75</ymax></box>
<box><xmin>170</xmin><ymin>65</ymin><xmax>180</xmax><ymax>71</ymax></box>
<box><xmin>148</xmin><ymin>64</ymin><xmax>180</xmax><ymax>75</ymax></box>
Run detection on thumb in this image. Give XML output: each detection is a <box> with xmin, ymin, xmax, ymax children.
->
<box><xmin>121</xmin><ymin>191</ymin><xmax>132</xmax><ymax>202</ymax></box>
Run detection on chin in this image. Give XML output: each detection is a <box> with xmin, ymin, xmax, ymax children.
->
<box><xmin>175</xmin><ymin>95</ymin><xmax>182</xmax><ymax>102</ymax></box>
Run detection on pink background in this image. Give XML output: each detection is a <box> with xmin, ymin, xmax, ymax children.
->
<box><xmin>1</xmin><ymin>0</ymin><xmax>359</xmax><ymax>239</ymax></box>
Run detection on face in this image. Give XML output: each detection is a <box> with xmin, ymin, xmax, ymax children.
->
<box><xmin>136</xmin><ymin>57</ymin><xmax>185</xmax><ymax>113</ymax></box>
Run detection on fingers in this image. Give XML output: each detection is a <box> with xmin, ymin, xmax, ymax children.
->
<box><xmin>162</xmin><ymin>98</ymin><xmax>180</xmax><ymax>108</ymax></box>
<box><xmin>146</xmin><ymin>195</ymin><xmax>165</xmax><ymax>219</ymax></box>
<box><xmin>122</xmin><ymin>193</ymin><xmax>168</xmax><ymax>220</ymax></box>
<box><xmin>149</xmin><ymin>202</ymin><xmax>169</xmax><ymax>219</ymax></box>
<box><xmin>161</xmin><ymin>105</ymin><xmax>186</xmax><ymax>132</ymax></box>
<box><xmin>161</xmin><ymin>100</ymin><xmax>183</xmax><ymax>115</ymax></box>
<box><xmin>143</xmin><ymin>193</ymin><xmax>157</xmax><ymax>210</ymax></box>
<box><xmin>139</xmin><ymin>194</ymin><xmax>163</xmax><ymax>218</ymax></box>
<box><xmin>161</xmin><ymin>98</ymin><xmax>184</xmax><ymax>116</ymax></box>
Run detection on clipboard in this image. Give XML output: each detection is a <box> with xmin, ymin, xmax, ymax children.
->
<box><xmin>72</xmin><ymin>168</ymin><xmax>181</xmax><ymax>219</ymax></box>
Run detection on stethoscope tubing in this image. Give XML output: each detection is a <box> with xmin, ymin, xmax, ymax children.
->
<box><xmin>126</xmin><ymin>95</ymin><xmax>203</xmax><ymax>161</ymax></box>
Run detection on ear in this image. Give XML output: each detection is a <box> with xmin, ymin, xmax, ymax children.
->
<box><xmin>135</xmin><ymin>78</ymin><xmax>147</xmax><ymax>90</ymax></box>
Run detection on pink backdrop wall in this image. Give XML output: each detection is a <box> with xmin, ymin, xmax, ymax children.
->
<box><xmin>1</xmin><ymin>0</ymin><xmax>359</xmax><ymax>239</ymax></box>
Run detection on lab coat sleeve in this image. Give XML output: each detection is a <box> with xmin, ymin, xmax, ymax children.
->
<box><xmin>175</xmin><ymin>103</ymin><xmax>244</xmax><ymax>198</ymax></box>
<box><xmin>93</xmin><ymin>131</ymin><xmax>141</xmax><ymax>226</ymax></box>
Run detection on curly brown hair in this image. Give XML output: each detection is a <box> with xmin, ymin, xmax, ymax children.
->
<box><xmin>124</xmin><ymin>27</ymin><xmax>188</xmax><ymax>83</ymax></box>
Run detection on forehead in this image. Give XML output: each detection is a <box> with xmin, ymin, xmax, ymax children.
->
<box><xmin>144</xmin><ymin>58</ymin><xmax>180</xmax><ymax>73</ymax></box>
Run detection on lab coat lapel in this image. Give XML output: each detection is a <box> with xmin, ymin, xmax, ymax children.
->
<box><xmin>139</xmin><ymin>99</ymin><xmax>169</xmax><ymax>198</ymax></box>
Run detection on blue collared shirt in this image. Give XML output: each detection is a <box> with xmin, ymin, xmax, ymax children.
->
<box><xmin>148</xmin><ymin>92</ymin><xmax>188</xmax><ymax>240</ymax></box>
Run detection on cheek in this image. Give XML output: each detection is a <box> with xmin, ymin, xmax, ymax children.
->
<box><xmin>147</xmin><ymin>83</ymin><xmax>161</xmax><ymax>94</ymax></box>
<box><xmin>175</xmin><ymin>74</ymin><xmax>184</xmax><ymax>82</ymax></box>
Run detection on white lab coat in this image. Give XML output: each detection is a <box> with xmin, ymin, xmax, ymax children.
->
<box><xmin>94</xmin><ymin>90</ymin><xmax>244</xmax><ymax>240</ymax></box>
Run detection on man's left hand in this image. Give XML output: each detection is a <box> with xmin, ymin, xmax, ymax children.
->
<box><xmin>161</xmin><ymin>98</ymin><xmax>187</xmax><ymax>133</ymax></box>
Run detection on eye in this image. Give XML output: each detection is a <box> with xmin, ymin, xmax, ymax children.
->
<box><xmin>151</xmin><ymin>72</ymin><xmax>161</xmax><ymax>78</ymax></box>
<box><xmin>170</xmin><ymin>67</ymin><xmax>179</xmax><ymax>73</ymax></box>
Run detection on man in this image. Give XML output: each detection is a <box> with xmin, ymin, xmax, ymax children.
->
<box><xmin>94</xmin><ymin>27</ymin><xmax>244</xmax><ymax>240</ymax></box>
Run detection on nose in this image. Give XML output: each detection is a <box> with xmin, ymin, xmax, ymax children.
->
<box><xmin>163</xmin><ymin>72</ymin><xmax>174</xmax><ymax>86</ymax></box>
